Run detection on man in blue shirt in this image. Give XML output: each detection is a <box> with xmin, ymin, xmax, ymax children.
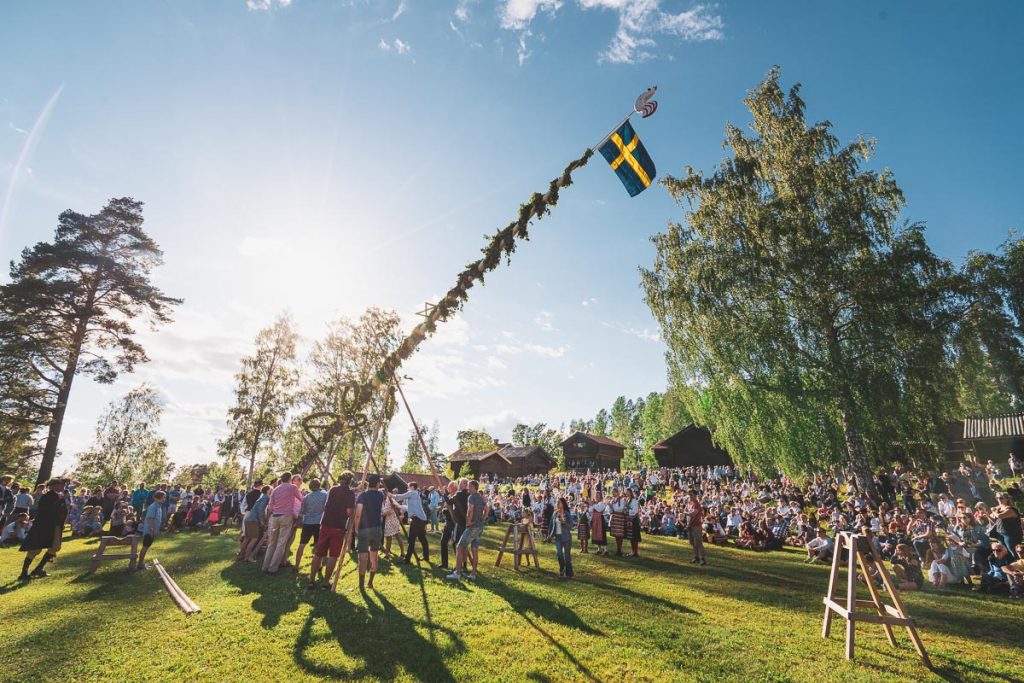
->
<box><xmin>394</xmin><ymin>482</ymin><xmax>429</xmax><ymax>565</ymax></box>
<box><xmin>130</xmin><ymin>482</ymin><xmax>150</xmax><ymax>516</ymax></box>
<box><xmin>294</xmin><ymin>479</ymin><xmax>328</xmax><ymax>574</ymax></box>
<box><xmin>352</xmin><ymin>474</ymin><xmax>385</xmax><ymax>591</ymax></box>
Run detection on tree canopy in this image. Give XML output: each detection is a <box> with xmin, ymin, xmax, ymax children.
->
<box><xmin>641</xmin><ymin>68</ymin><xmax>1023</xmax><ymax>494</ymax></box>
<box><xmin>0</xmin><ymin>197</ymin><xmax>180</xmax><ymax>483</ymax></box>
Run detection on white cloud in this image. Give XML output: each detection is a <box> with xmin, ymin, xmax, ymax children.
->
<box><xmin>463</xmin><ymin>407</ymin><xmax>522</xmax><ymax>432</ymax></box>
<box><xmin>454</xmin><ymin>0</ymin><xmax>477</xmax><ymax>22</ymax></box>
<box><xmin>379</xmin><ymin>37</ymin><xmax>412</xmax><ymax>54</ymax></box>
<box><xmin>486</xmin><ymin>356</ymin><xmax>507</xmax><ymax>370</ymax></box>
<box><xmin>496</xmin><ymin>341</ymin><xmax>569</xmax><ymax>358</ymax></box>
<box><xmin>501</xmin><ymin>0</ymin><xmax>562</xmax><ymax>30</ymax></box>
<box><xmin>246</xmin><ymin>0</ymin><xmax>292</xmax><ymax>10</ymax></box>
<box><xmin>582</xmin><ymin>297</ymin><xmax>598</xmax><ymax>307</ymax></box>
<box><xmin>534</xmin><ymin>310</ymin><xmax>556</xmax><ymax>332</ymax></box>
<box><xmin>391</xmin><ymin>0</ymin><xmax>408</xmax><ymax>21</ymax></box>
<box><xmin>500</xmin><ymin>0</ymin><xmax>723</xmax><ymax>64</ymax></box>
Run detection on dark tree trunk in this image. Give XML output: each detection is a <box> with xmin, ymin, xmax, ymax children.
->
<box><xmin>837</xmin><ymin>393</ymin><xmax>877</xmax><ymax>500</ymax></box>
<box><xmin>37</xmin><ymin>352</ymin><xmax>79</xmax><ymax>485</ymax></box>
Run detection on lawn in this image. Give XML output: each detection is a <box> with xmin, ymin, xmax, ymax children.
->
<box><xmin>0</xmin><ymin>528</ymin><xmax>1020</xmax><ymax>682</ymax></box>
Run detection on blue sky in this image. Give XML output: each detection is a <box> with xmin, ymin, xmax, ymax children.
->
<box><xmin>2</xmin><ymin>1</ymin><xmax>1022</xmax><ymax>473</ymax></box>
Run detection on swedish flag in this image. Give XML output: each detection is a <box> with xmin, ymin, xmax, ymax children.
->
<box><xmin>598</xmin><ymin>120</ymin><xmax>656</xmax><ymax>197</ymax></box>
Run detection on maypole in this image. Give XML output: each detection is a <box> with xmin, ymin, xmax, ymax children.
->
<box><xmin>294</xmin><ymin>86</ymin><xmax>660</xmax><ymax>477</ymax></box>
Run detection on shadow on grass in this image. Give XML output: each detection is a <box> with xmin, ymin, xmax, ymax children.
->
<box><xmin>293</xmin><ymin>588</ymin><xmax>465</xmax><ymax>681</ymax></box>
<box><xmin>220</xmin><ymin>559</ymin><xmax>300</xmax><ymax>628</ymax></box>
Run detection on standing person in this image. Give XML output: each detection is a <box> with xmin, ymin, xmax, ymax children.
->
<box><xmin>130</xmin><ymin>482</ymin><xmax>149</xmax><ymax>517</ymax></box>
<box><xmin>428</xmin><ymin>486</ymin><xmax>441</xmax><ymax>533</ymax></box>
<box><xmin>577</xmin><ymin>502</ymin><xmax>590</xmax><ymax>554</ymax></box>
<box><xmin>451</xmin><ymin>479</ymin><xmax>470</xmax><ymax>572</ymax></box>
<box><xmin>447</xmin><ymin>480</ymin><xmax>488</xmax><ymax>582</ymax></box>
<box><xmin>135</xmin><ymin>491</ymin><xmax>166</xmax><ymax>570</ymax></box>
<box><xmin>220</xmin><ymin>488</ymin><xmax>239</xmax><ymax>527</ymax></box>
<box><xmin>395</xmin><ymin>481</ymin><xmax>429</xmax><ymax>564</ymax></box>
<box><xmin>262</xmin><ymin>472</ymin><xmax>303</xmax><ymax>574</ymax></box>
<box><xmin>683</xmin><ymin>489</ymin><xmax>706</xmax><ymax>565</ymax></box>
<box><xmin>352</xmin><ymin>474</ymin><xmax>385</xmax><ymax>590</ymax></box>
<box><xmin>13</xmin><ymin>486</ymin><xmax>32</xmax><ymax>518</ymax></box>
<box><xmin>18</xmin><ymin>479</ymin><xmax>68</xmax><ymax>581</ymax></box>
<box><xmin>439</xmin><ymin>482</ymin><xmax>458</xmax><ymax>569</ymax></box>
<box><xmin>239</xmin><ymin>485</ymin><xmax>270</xmax><ymax>562</ymax></box>
<box><xmin>294</xmin><ymin>479</ymin><xmax>328</xmax><ymax>573</ymax></box>
<box><xmin>0</xmin><ymin>475</ymin><xmax>16</xmax><ymax>531</ymax></box>
<box><xmin>590</xmin><ymin>495</ymin><xmax>609</xmax><ymax>556</ymax></box>
<box><xmin>549</xmin><ymin>498</ymin><xmax>574</xmax><ymax>578</ymax></box>
<box><xmin>609</xmin><ymin>489</ymin><xmax>628</xmax><ymax>556</ymax></box>
<box><xmin>381</xmin><ymin>486</ymin><xmax>406</xmax><ymax>559</ymax></box>
<box><xmin>624</xmin><ymin>488</ymin><xmax>642</xmax><ymax>558</ymax></box>
<box><xmin>309</xmin><ymin>471</ymin><xmax>355</xmax><ymax>591</ymax></box>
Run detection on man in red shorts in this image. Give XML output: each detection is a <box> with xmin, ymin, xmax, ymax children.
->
<box><xmin>308</xmin><ymin>471</ymin><xmax>355</xmax><ymax>590</ymax></box>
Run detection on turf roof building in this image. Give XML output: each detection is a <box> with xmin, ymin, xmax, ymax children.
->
<box><xmin>448</xmin><ymin>442</ymin><xmax>557</xmax><ymax>479</ymax></box>
<box><xmin>561</xmin><ymin>432</ymin><xmax>626</xmax><ymax>471</ymax></box>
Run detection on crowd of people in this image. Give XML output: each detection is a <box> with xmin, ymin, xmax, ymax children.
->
<box><xmin>2</xmin><ymin>452</ymin><xmax>1022</xmax><ymax>600</ymax></box>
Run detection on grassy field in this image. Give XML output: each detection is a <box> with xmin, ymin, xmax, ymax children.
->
<box><xmin>0</xmin><ymin>527</ymin><xmax>1021</xmax><ymax>683</ymax></box>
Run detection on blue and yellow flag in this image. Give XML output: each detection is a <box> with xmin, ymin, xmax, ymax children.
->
<box><xmin>598</xmin><ymin>120</ymin><xmax>656</xmax><ymax>197</ymax></box>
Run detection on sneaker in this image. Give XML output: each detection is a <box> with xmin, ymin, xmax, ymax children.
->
<box><xmin>699</xmin><ymin>559</ymin><xmax>706</xmax><ymax>566</ymax></box>
<box><xmin>446</xmin><ymin>571</ymin><xmax>461</xmax><ymax>581</ymax></box>
<box><xmin>30</xmin><ymin>569</ymin><xmax>48</xmax><ymax>578</ymax></box>
<box><xmin>467</xmin><ymin>572</ymin><xmax>477</xmax><ymax>581</ymax></box>
<box><xmin>306</xmin><ymin>582</ymin><xmax>316</xmax><ymax>591</ymax></box>
<box><xmin>320</xmin><ymin>583</ymin><xmax>331</xmax><ymax>591</ymax></box>
<box><xmin>690</xmin><ymin>557</ymin><xmax>700</xmax><ymax>564</ymax></box>
<box><xmin>17</xmin><ymin>573</ymin><xmax>30</xmax><ymax>582</ymax></box>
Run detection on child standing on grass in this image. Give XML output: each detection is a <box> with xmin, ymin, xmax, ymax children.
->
<box><xmin>136</xmin><ymin>491</ymin><xmax>165</xmax><ymax>570</ymax></box>
<box><xmin>576</xmin><ymin>502</ymin><xmax>590</xmax><ymax>554</ymax></box>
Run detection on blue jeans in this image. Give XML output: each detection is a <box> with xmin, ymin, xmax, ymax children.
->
<box><xmin>554</xmin><ymin>536</ymin><xmax>574</xmax><ymax>577</ymax></box>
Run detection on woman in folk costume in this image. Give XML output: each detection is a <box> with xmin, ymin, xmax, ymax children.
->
<box><xmin>624</xmin><ymin>487</ymin><xmax>642</xmax><ymax>557</ymax></box>
<box><xmin>589</xmin><ymin>494</ymin><xmax>610</xmax><ymax>556</ymax></box>
<box><xmin>576</xmin><ymin>501</ymin><xmax>590</xmax><ymax>553</ymax></box>
<box><xmin>609</xmin><ymin>487</ymin><xmax>629</xmax><ymax>556</ymax></box>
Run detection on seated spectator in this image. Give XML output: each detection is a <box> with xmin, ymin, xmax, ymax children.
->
<box><xmin>805</xmin><ymin>528</ymin><xmax>833</xmax><ymax>564</ymax></box>
<box><xmin>1</xmin><ymin>513</ymin><xmax>30</xmax><ymax>546</ymax></box>
<box><xmin>975</xmin><ymin>542</ymin><xmax>1013</xmax><ymax>594</ymax></box>
<box><xmin>890</xmin><ymin>543</ymin><xmax>924</xmax><ymax>591</ymax></box>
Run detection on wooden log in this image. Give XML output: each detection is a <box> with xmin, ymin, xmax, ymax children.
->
<box><xmin>153</xmin><ymin>559</ymin><xmax>201</xmax><ymax>615</ymax></box>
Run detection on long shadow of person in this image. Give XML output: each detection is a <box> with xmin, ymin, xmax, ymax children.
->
<box><xmin>293</xmin><ymin>589</ymin><xmax>465</xmax><ymax>681</ymax></box>
<box><xmin>220</xmin><ymin>560</ymin><xmax>300</xmax><ymax>629</ymax></box>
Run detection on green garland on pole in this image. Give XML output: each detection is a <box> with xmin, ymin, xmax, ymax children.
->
<box><xmin>295</xmin><ymin>147</ymin><xmax>595</xmax><ymax>475</ymax></box>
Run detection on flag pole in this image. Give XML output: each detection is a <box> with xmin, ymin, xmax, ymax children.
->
<box><xmin>591</xmin><ymin>109</ymin><xmax>638</xmax><ymax>152</ymax></box>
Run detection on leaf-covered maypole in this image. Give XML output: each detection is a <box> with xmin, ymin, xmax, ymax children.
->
<box><xmin>294</xmin><ymin>87</ymin><xmax>662</xmax><ymax>477</ymax></box>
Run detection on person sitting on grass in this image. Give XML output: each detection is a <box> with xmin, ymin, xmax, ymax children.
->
<box><xmin>1</xmin><ymin>513</ymin><xmax>30</xmax><ymax>546</ymax></box>
<box><xmin>74</xmin><ymin>506</ymin><xmax>104</xmax><ymax>537</ymax></box>
<box><xmin>109</xmin><ymin>501</ymin><xmax>128</xmax><ymax>536</ymax></box>
<box><xmin>703</xmin><ymin>516</ymin><xmax>729</xmax><ymax>545</ymax></box>
<box><xmin>135</xmin><ymin>491</ymin><xmax>165</xmax><ymax>571</ymax></box>
<box><xmin>804</xmin><ymin>528</ymin><xmax>834</xmax><ymax>564</ymax></box>
<box><xmin>890</xmin><ymin>543</ymin><xmax>924</xmax><ymax>591</ymax></box>
<box><xmin>925</xmin><ymin>538</ymin><xmax>957</xmax><ymax>588</ymax></box>
<box><xmin>1004</xmin><ymin>544</ymin><xmax>1024</xmax><ymax>599</ymax></box>
<box><xmin>975</xmin><ymin>541</ymin><xmax>1012</xmax><ymax>594</ymax></box>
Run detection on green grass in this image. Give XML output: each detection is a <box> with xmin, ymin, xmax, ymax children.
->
<box><xmin>0</xmin><ymin>528</ymin><xmax>1021</xmax><ymax>682</ymax></box>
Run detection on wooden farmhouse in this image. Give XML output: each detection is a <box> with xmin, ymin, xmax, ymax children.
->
<box><xmin>448</xmin><ymin>442</ymin><xmax>557</xmax><ymax>479</ymax></box>
<box><xmin>561</xmin><ymin>432</ymin><xmax>626</xmax><ymax>472</ymax></box>
<box><xmin>383</xmin><ymin>471</ymin><xmax>451</xmax><ymax>493</ymax></box>
<box><xmin>652</xmin><ymin>425</ymin><xmax>733</xmax><ymax>468</ymax></box>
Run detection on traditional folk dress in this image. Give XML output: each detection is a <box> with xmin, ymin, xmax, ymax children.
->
<box><xmin>627</xmin><ymin>497</ymin><xmax>642</xmax><ymax>544</ymax></box>
<box><xmin>609</xmin><ymin>498</ymin><xmax>629</xmax><ymax>540</ymax></box>
<box><xmin>589</xmin><ymin>501</ymin><xmax>608</xmax><ymax>546</ymax></box>
<box><xmin>20</xmin><ymin>490</ymin><xmax>66</xmax><ymax>555</ymax></box>
<box><xmin>577</xmin><ymin>509</ymin><xmax>591</xmax><ymax>541</ymax></box>
<box><xmin>383</xmin><ymin>500</ymin><xmax>403</xmax><ymax>538</ymax></box>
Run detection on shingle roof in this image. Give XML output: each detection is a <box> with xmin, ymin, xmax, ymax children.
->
<box><xmin>963</xmin><ymin>413</ymin><xmax>1024</xmax><ymax>440</ymax></box>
